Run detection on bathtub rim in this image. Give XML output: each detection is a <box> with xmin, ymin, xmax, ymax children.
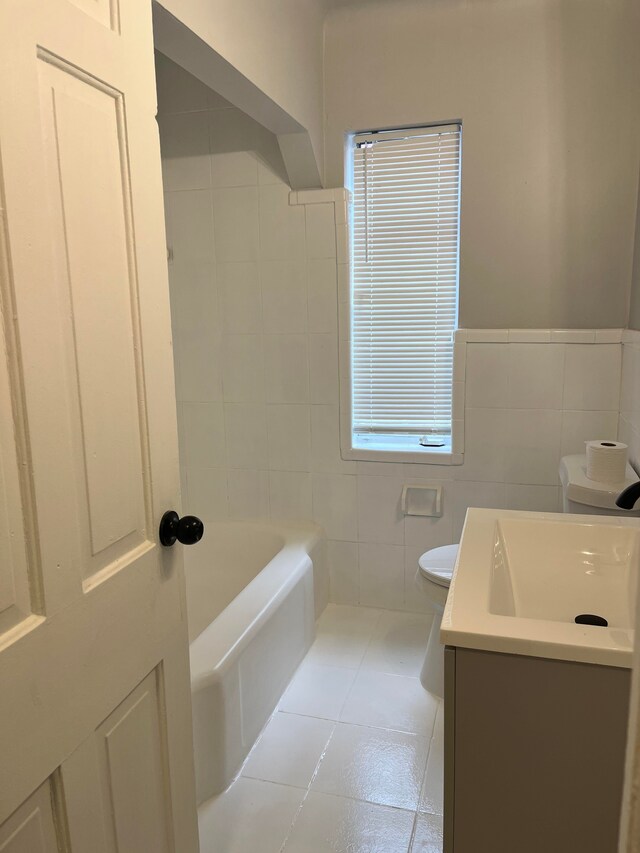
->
<box><xmin>187</xmin><ymin>520</ymin><xmax>322</xmax><ymax>691</ymax></box>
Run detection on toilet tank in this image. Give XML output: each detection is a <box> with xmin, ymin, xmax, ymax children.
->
<box><xmin>559</xmin><ymin>454</ymin><xmax>640</xmax><ymax>517</ymax></box>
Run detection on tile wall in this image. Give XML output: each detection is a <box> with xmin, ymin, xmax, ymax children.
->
<box><xmin>619</xmin><ymin>330</ymin><xmax>640</xmax><ymax>470</ymax></box>
<box><xmin>157</xmin><ymin>54</ymin><xmax>626</xmax><ymax>614</ymax></box>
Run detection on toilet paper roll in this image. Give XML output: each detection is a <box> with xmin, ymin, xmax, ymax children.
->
<box><xmin>585</xmin><ymin>440</ymin><xmax>628</xmax><ymax>483</ymax></box>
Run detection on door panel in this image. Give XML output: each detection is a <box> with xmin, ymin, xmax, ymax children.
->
<box><xmin>63</xmin><ymin>670</ymin><xmax>171</xmax><ymax>853</ymax></box>
<box><xmin>0</xmin><ymin>782</ymin><xmax>60</xmax><ymax>853</ymax></box>
<box><xmin>0</xmin><ymin>323</ymin><xmax>33</xmax><ymax>631</ymax></box>
<box><xmin>37</xmin><ymin>50</ymin><xmax>150</xmax><ymax>584</ymax></box>
<box><xmin>66</xmin><ymin>0</ymin><xmax>119</xmax><ymax>31</ymax></box>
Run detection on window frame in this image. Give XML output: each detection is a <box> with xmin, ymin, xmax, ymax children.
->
<box><xmin>338</xmin><ymin>122</ymin><xmax>465</xmax><ymax>465</ymax></box>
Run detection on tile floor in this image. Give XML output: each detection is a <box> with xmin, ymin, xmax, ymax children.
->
<box><xmin>198</xmin><ymin>605</ymin><xmax>444</xmax><ymax>853</ymax></box>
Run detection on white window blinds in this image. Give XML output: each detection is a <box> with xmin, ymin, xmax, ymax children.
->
<box><xmin>351</xmin><ymin>124</ymin><xmax>461</xmax><ymax>438</ymax></box>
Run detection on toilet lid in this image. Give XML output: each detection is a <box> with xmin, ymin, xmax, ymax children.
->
<box><xmin>418</xmin><ymin>544</ymin><xmax>459</xmax><ymax>588</ymax></box>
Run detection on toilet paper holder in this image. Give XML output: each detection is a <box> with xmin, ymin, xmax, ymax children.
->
<box><xmin>401</xmin><ymin>484</ymin><xmax>443</xmax><ymax>517</ymax></box>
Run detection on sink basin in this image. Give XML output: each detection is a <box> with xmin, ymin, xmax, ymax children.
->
<box><xmin>490</xmin><ymin>517</ymin><xmax>639</xmax><ymax>627</ymax></box>
<box><xmin>441</xmin><ymin>508</ymin><xmax>640</xmax><ymax>667</ymax></box>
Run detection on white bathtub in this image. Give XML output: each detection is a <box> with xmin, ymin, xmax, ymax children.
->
<box><xmin>186</xmin><ymin>520</ymin><xmax>326</xmax><ymax>804</ymax></box>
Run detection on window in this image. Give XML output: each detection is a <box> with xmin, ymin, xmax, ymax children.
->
<box><xmin>347</xmin><ymin>123</ymin><xmax>461</xmax><ymax>460</ymax></box>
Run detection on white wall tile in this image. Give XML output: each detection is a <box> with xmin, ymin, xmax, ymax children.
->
<box><xmin>224</xmin><ymin>403</ymin><xmax>268</xmax><ymax>470</ymax></box>
<box><xmin>179</xmin><ymin>332</ymin><xmax>223</xmax><ymax>402</ymax></box>
<box><xmin>261</xmin><ymin>260</ymin><xmax>307</xmax><ymax>333</ymax></box>
<box><xmin>219</xmin><ymin>262</ymin><xmax>262</xmax><ymax>333</ymax></box>
<box><xmin>506</xmin><ymin>343</ymin><xmax>565</xmax><ymax>409</ymax></box>
<box><xmin>508</xmin><ymin>329</ymin><xmax>551</xmax><ymax>343</ymax></box>
<box><xmin>267</xmin><ymin>404</ymin><xmax>311</xmax><ymax>471</ymax></box>
<box><xmin>227</xmin><ymin>469</ymin><xmax>270</xmax><ymax>519</ymax></box>
<box><xmin>451</xmin><ymin>481</ymin><xmax>507</xmax><ymax>540</ymax></box>
<box><xmin>264</xmin><ymin>334</ymin><xmax>309</xmax><ymax>403</ymax></box>
<box><xmin>308</xmin><ymin>259</ymin><xmax>338</xmax><ymax>334</ymax></box>
<box><xmin>505</xmin><ymin>484</ymin><xmax>561</xmax><ymax>512</ymax></box>
<box><xmin>403</xmin><ymin>485</ymin><xmax>455</xmax><ymax>549</ymax></box>
<box><xmin>595</xmin><ymin>329</ymin><xmax>623</xmax><ymax>343</ymax></box>
<box><xmin>309</xmin><ymin>334</ymin><xmax>339</xmax><ymax>403</ymax></box>
<box><xmin>358</xmin><ymin>543</ymin><xmax>405</xmax><ymax>609</ymax></box>
<box><xmin>306</xmin><ymin>203</ymin><xmax>337</xmax><ymax>258</ymax></box>
<box><xmin>312</xmin><ymin>473</ymin><xmax>358</xmax><ymax>541</ymax></box>
<box><xmin>182</xmin><ymin>401</ymin><xmax>226</xmax><ymax>469</ymax></box>
<box><xmin>463</xmin><ymin>330</ymin><xmax>509</xmax><ymax>343</ymax></box>
<box><xmin>158</xmin><ymin>112</ymin><xmax>211</xmax><ymax>191</ymax></box>
<box><xmin>620</xmin><ymin>344</ymin><xmax>640</xmax><ymax>431</ymax></box>
<box><xmin>454</xmin><ymin>408</ymin><xmax>507</xmax><ymax>482</ymax></box>
<box><xmin>357</xmin><ymin>476</ymin><xmax>405</xmax><ymax>545</ymax></box>
<box><xmin>401</xmin><ymin>462</ymin><xmax>454</xmax><ymax>481</ymax></box>
<box><xmin>211</xmin><ymin>151</ymin><xmax>259</xmax><ymax>188</ymax></box>
<box><xmin>212</xmin><ymin>186</ymin><xmax>259</xmax><ymax>262</ymax></box>
<box><xmin>504</xmin><ymin>409</ymin><xmax>562</xmax><ymax>485</ymax></box>
<box><xmin>310</xmin><ymin>404</ymin><xmax>356</xmax><ymax>474</ymax></box>
<box><xmin>186</xmin><ymin>467</ymin><xmax>228</xmax><ymax>519</ymax></box>
<box><xmin>356</xmin><ymin>461</ymin><xmax>405</xmax><ymax>477</ymax></box>
<box><xmin>258</xmin><ymin>160</ymin><xmax>286</xmax><ymax>186</ymax></box>
<box><xmin>464</xmin><ymin>344</ymin><xmax>509</xmax><ymax>408</ymax></box>
<box><xmin>166</xmin><ymin>189</ymin><xmax>214</xmax><ymax>264</ymax></box>
<box><xmin>335</xmin><ymin>221</ymin><xmax>349</xmax><ymax>263</ymax></box>
<box><xmin>269</xmin><ymin>471</ymin><xmax>312</xmax><ymax>520</ymax></box>
<box><xmin>169</xmin><ymin>261</ymin><xmax>220</xmax><ymax>337</ymax></box>
<box><xmin>563</xmin><ymin>344</ymin><xmax>622</xmax><ymax>411</ymax></box>
<box><xmin>560</xmin><ymin>410</ymin><xmax>620</xmax><ymax>457</ymax></box>
<box><xmin>550</xmin><ymin>329</ymin><xmax>596</xmax><ymax>343</ymax></box>
<box><xmin>259</xmin><ymin>184</ymin><xmax>306</xmax><ymax>261</ymax></box>
<box><xmin>222</xmin><ymin>334</ymin><xmax>265</xmax><ymax>402</ymax></box>
<box><xmin>619</xmin><ymin>415</ymin><xmax>640</xmax><ymax>472</ymax></box>
<box><xmin>326</xmin><ymin>540</ymin><xmax>359</xmax><ymax>604</ymax></box>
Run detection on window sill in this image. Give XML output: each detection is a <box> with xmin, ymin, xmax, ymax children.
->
<box><xmin>343</xmin><ymin>434</ymin><xmax>463</xmax><ymax>465</ymax></box>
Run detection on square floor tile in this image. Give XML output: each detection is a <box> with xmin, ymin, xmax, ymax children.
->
<box><xmin>312</xmin><ymin>722</ymin><xmax>429</xmax><ymax>811</ymax></box>
<box><xmin>340</xmin><ymin>670</ymin><xmax>439</xmax><ymax>737</ymax></box>
<box><xmin>279</xmin><ymin>661</ymin><xmax>358</xmax><ymax>720</ymax></box>
<box><xmin>410</xmin><ymin>812</ymin><xmax>443</xmax><ymax>852</ymax></box>
<box><xmin>361</xmin><ymin>611</ymin><xmax>432</xmax><ymax>677</ymax></box>
<box><xmin>198</xmin><ymin>777</ymin><xmax>304</xmax><ymax>853</ymax></box>
<box><xmin>419</xmin><ymin>701</ymin><xmax>444</xmax><ymax>815</ymax></box>
<box><xmin>242</xmin><ymin>712</ymin><xmax>334</xmax><ymax>788</ymax></box>
<box><xmin>305</xmin><ymin>604</ymin><xmax>381</xmax><ymax>668</ymax></box>
<box><xmin>282</xmin><ymin>791</ymin><xmax>414</xmax><ymax>853</ymax></box>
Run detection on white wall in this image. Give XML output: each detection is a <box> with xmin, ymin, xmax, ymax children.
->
<box><xmin>154</xmin><ymin>0</ymin><xmax>325</xmax><ymax>183</ymax></box>
<box><xmin>158</xmin><ymin>55</ymin><xmax>625</xmax><ymax>613</ymax></box>
<box><xmin>324</xmin><ymin>0</ymin><xmax>640</xmax><ymax>330</ymax></box>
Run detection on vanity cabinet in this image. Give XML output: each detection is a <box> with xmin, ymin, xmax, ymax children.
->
<box><xmin>443</xmin><ymin>646</ymin><xmax>630</xmax><ymax>853</ymax></box>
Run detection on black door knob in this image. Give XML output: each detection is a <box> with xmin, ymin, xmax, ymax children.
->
<box><xmin>159</xmin><ymin>511</ymin><xmax>204</xmax><ymax>546</ymax></box>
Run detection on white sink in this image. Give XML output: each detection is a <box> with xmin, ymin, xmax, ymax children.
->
<box><xmin>441</xmin><ymin>508</ymin><xmax>640</xmax><ymax>667</ymax></box>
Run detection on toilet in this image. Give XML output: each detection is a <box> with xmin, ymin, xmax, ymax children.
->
<box><xmin>417</xmin><ymin>452</ymin><xmax>640</xmax><ymax>697</ymax></box>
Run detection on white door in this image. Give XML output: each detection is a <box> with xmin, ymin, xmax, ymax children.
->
<box><xmin>0</xmin><ymin>1</ymin><xmax>199</xmax><ymax>850</ymax></box>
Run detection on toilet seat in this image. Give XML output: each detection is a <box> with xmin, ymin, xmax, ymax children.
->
<box><xmin>418</xmin><ymin>544</ymin><xmax>459</xmax><ymax>588</ymax></box>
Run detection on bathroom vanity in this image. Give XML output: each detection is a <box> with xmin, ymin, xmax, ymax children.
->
<box><xmin>441</xmin><ymin>508</ymin><xmax>638</xmax><ymax>853</ymax></box>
